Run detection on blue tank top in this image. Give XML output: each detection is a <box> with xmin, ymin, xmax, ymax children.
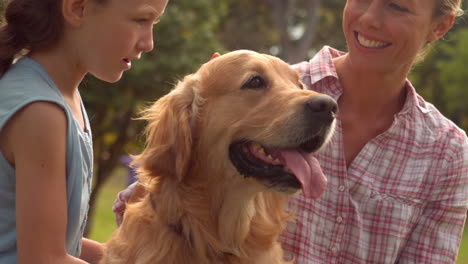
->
<box><xmin>0</xmin><ymin>57</ymin><xmax>93</xmax><ymax>262</ymax></box>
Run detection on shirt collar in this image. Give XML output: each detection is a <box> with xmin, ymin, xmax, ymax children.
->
<box><xmin>308</xmin><ymin>46</ymin><xmax>343</xmax><ymax>84</ymax></box>
<box><xmin>399</xmin><ymin>80</ymin><xmax>433</xmax><ymax>117</ymax></box>
<box><xmin>305</xmin><ymin>46</ymin><xmax>432</xmax><ymax>118</ymax></box>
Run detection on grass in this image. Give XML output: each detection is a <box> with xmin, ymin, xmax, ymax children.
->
<box><xmin>459</xmin><ymin>227</ymin><xmax>468</xmax><ymax>264</ymax></box>
<box><xmin>86</xmin><ymin>169</ymin><xmax>128</xmax><ymax>243</ymax></box>
<box><xmin>87</xmin><ymin>172</ymin><xmax>468</xmax><ymax>263</ymax></box>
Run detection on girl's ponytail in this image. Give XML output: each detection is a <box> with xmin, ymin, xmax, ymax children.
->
<box><xmin>0</xmin><ymin>23</ymin><xmax>26</xmax><ymax>77</ymax></box>
<box><xmin>0</xmin><ymin>0</ymin><xmax>64</xmax><ymax>77</ymax></box>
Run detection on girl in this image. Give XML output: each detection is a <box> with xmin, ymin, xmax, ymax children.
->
<box><xmin>0</xmin><ymin>0</ymin><xmax>168</xmax><ymax>263</ymax></box>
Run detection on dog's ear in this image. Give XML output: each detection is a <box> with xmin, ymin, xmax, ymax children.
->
<box><xmin>135</xmin><ymin>77</ymin><xmax>197</xmax><ymax>182</ymax></box>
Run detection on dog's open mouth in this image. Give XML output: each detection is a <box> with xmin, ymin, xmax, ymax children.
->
<box><xmin>229</xmin><ymin>137</ymin><xmax>327</xmax><ymax>198</ymax></box>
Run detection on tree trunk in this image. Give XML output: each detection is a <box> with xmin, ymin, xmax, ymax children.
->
<box><xmin>271</xmin><ymin>0</ymin><xmax>321</xmax><ymax>63</ymax></box>
<box><xmin>84</xmin><ymin>105</ymin><xmax>135</xmax><ymax>237</ymax></box>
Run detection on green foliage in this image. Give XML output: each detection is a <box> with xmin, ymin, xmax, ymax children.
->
<box><xmin>218</xmin><ymin>0</ymin><xmax>346</xmax><ymax>60</ymax></box>
<box><xmin>437</xmin><ymin>28</ymin><xmax>468</xmax><ymax>129</ymax></box>
<box><xmin>410</xmin><ymin>25</ymin><xmax>468</xmax><ymax>131</ymax></box>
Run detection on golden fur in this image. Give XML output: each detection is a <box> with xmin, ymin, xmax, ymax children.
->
<box><xmin>100</xmin><ymin>50</ymin><xmax>334</xmax><ymax>264</ymax></box>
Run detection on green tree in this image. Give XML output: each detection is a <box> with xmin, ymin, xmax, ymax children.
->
<box><xmin>218</xmin><ymin>0</ymin><xmax>346</xmax><ymax>63</ymax></box>
<box><xmin>410</xmin><ymin>23</ymin><xmax>468</xmax><ymax>132</ymax></box>
<box><xmin>437</xmin><ymin>27</ymin><xmax>468</xmax><ymax>129</ymax></box>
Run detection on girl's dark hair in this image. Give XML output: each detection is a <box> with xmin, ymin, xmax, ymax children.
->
<box><xmin>0</xmin><ymin>0</ymin><xmax>64</xmax><ymax>77</ymax></box>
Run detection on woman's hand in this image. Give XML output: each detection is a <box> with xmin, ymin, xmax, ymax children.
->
<box><xmin>112</xmin><ymin>181</ymin><xmax>146</xmax><ymax>226</ymax></box>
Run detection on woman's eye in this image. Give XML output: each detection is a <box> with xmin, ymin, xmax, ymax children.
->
<box><xmin>389</xmin><ymin>3</ymin><xmax>409</xmax><ymax>12</ymax></box>
<box><xmin>242</xmin><ymin>76</ymin><xmax>267</xmax><ymax>90</ymax></box>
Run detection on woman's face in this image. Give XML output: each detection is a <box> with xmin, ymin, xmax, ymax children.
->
<box><xmin>342</xmin><ymin>0</ymin><xmax>449</xmax><ymax>73</ymax></box>
<box><xmin>76</xmin><ymin>0</ymin><xmax>169</xmax><ymax>83</ymax></box>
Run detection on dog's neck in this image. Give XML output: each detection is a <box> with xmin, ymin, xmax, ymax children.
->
<box><xmin>148</xmin><ymin>174</ymin><xmax>287</xmax><ymax>261</ymax></box>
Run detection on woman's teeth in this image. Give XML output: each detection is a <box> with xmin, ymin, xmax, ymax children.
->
<box><xmin>357</xmin><ymin>34</ymin><xmax>389</xmax><ymax>48</ymax></box>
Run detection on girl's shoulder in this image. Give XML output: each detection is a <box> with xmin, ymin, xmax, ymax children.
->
<box><xmin>0</xmin><ymin>58</ymin><xmax>67</xmax><ymax>131</ymax></box>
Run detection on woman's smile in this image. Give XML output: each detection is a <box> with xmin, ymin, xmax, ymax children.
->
<box><xmin>355</xmin><ymin>32</ymin><xmax>391</xmax><ymax>49</ymax></box>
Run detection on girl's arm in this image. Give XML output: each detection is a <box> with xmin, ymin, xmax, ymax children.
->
<box><xmin>80</xmin><ymin>238</ymin><xmax>104</xmax><ymax>264</ymax></box>
<box><xmin>8</xmin><ymin>102</ymin><xmax>89</xmax><ymax>264</ymax></box>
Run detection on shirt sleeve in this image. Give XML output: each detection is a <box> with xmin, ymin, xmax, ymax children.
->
<box><xmin>397</xmin><ymin>135</ymin><xmax>468</xmax><ymax>263</ymax></box>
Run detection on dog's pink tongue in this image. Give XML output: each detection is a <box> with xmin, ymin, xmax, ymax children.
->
<box><xmin>280</xmin><ymin>150</ymin><xmax>327</xmax><ymax>199</ymax></box>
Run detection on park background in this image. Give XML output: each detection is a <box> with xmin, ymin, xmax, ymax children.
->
<box><xmin>5</xmin><ymin>0</ymin><xmax>466</xmax><ymax>262</ymax></box>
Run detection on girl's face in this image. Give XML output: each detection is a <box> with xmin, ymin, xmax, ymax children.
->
<box><xmin>76</xmin><ymin>0</ymin><xmax>168</xmax><ymax>83</ymax></box>
<box><xmin>342</xmin><ymin>0</ymin><xmax>452</xmax><ymax>73</ymax></box>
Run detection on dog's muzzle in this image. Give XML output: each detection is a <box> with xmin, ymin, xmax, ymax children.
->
<box><xmin>229</xmin><ymin>95</ymin><xmax>337</xmax><ymax>198</ymax></box>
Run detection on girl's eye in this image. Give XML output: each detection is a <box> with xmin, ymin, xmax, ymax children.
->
<box><xmin>134</xmin><ymin>18</ymin><xmax>150</xmax><ymax>24</ymax></box>
<box><xmin>134</xmin><ymin>18</ymin><xmax>161</xmax><ymax>26</ymax></box>
<box><xmin>389</xmin><ymin>3</ymin><xmax>409</xmax><ymax>12</ymax></box>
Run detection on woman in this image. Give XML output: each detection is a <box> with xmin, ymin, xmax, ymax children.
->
<box><xmin>0</xmin><ymin>0</ymin><xmax>169</xmax><ymax>263</ymax></box>
<box><xmin>279</xmin><ymin>0</ymin><xmax>468</xmax><ymax>263</ymax></box>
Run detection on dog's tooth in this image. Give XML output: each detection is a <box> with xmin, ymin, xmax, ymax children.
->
<box><xmin>273</xmin><ymin>158</ymin><xmax>281</xmax><ymax>164</ymax></box>
<box><xmin>252</xmin><ymin>143</ymin><xmax>261</xmax><ymax>151</ymax></box>
<box><xmin>259</xmin><ymin>148</ymin><xmax>266</xmax><ymax>156</ymax></box>
<box><xmin>267</xmin><ymin>154</ymin><xmax>273</xmax><ymax>160</ymax></box>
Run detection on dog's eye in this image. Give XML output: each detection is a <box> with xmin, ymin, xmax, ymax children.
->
<box><xmin>299</xmin><ymin>82</ymin><xmax>305</xmax><ymax>90</ymax></box>
<box><xmin>242</xmin><ymin>76</ymin><xmax>266</xmax><ymax>90</ymax></box>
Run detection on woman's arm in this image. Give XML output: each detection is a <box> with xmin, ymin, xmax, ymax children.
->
<box><xmin>112</xmin><ymin>181</ymin><xmax>147</xmax><ymax>226</ymax></box>
<box><xmin>10</xmin><ymin>102</ymin><xmax>88</xmax><ymax>264</ymax></box>
<box><xmin>397</xmin><ymin>137</ymin><xmax>468</xmax><ymax>263</ymax></box>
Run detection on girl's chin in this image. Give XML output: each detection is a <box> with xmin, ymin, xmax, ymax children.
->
<box><xmin>93</xmin><ymin>72</ymin><xmax>124</xmax><ymax>84</ymax></box>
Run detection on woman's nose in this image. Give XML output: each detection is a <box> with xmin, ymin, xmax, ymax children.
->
<box><xmin>359</xmin><ymin>1</ymin><xmax>384</xmax><ymax>29</ymax></box>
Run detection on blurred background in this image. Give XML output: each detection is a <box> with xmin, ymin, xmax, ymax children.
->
<box><xmin>14</xmin><ymin>0</ymin><xmax>468</xmax><ymax>261</ymax></box>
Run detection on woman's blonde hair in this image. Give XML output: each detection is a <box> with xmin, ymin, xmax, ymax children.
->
<box><xmin>415</xmin><ymin>0</ymin><xmax>464</xmax><ymax>63</ymax></box>
<box><xmin>435</xmin><ymin>0</ymin><xmax>464</xmax><ymax>17</ymax></box>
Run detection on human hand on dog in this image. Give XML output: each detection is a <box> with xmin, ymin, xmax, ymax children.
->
<box><xmin>112</xmin><ymin>181</ymin><xmax>146</xmax><ymax>226</ymax></box>
<box><xmin>112</xmin><ymin>182</ymin><xmax>136</xmax><ymax>226</ymax></box>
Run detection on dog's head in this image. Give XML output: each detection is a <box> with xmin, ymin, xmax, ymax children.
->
<box><xmin>136</xmin><ymin>50</ymin><xmax>336</xmax><ymax>199</ymax></box>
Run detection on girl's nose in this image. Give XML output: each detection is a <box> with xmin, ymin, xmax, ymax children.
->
<box><xmin>137</xmin><ymin>28</ymin><xmax>154</xmax><ymax>53</ymax></box>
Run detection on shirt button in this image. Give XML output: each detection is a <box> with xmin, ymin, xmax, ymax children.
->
<box><xmin>336</xmin><ymin>216</ymin><xmax>343</xmax><ymax>223</ymax></box>
<box><xmin>331</xmin><ymin>245</ymin><xmax>339</xmax><ymax>254</ymax></box>
<box><xmin>284</xmin><ymin>251</ymin><xmax>294</xmax><ymax>261</ymax></box>
<box><xmin>339</xmin><ymin>185</ymin><xmax>345</xmax><ymax>192</ymax></box>
<box><xmin>286</xmin><ymin>222</ymin><xmax>297</xmax><ymax>233</ymax></box>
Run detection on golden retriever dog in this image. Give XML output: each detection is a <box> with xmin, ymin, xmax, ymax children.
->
<box><xmin>100</xmin><ymin>50</ymin><xmax>337</xmax><ymax>264</ymax></box>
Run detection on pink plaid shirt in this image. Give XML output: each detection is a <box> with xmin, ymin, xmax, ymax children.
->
<box><xmin>279</xmin><ymin>46</ymin><xmax>468</xmax><ymax>263</ymax></box>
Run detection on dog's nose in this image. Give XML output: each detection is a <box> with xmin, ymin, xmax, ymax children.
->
<box><xmin>305</xmin><ymin>95</ymin><xmax>338</xmax><ymax>122</ymax></box>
